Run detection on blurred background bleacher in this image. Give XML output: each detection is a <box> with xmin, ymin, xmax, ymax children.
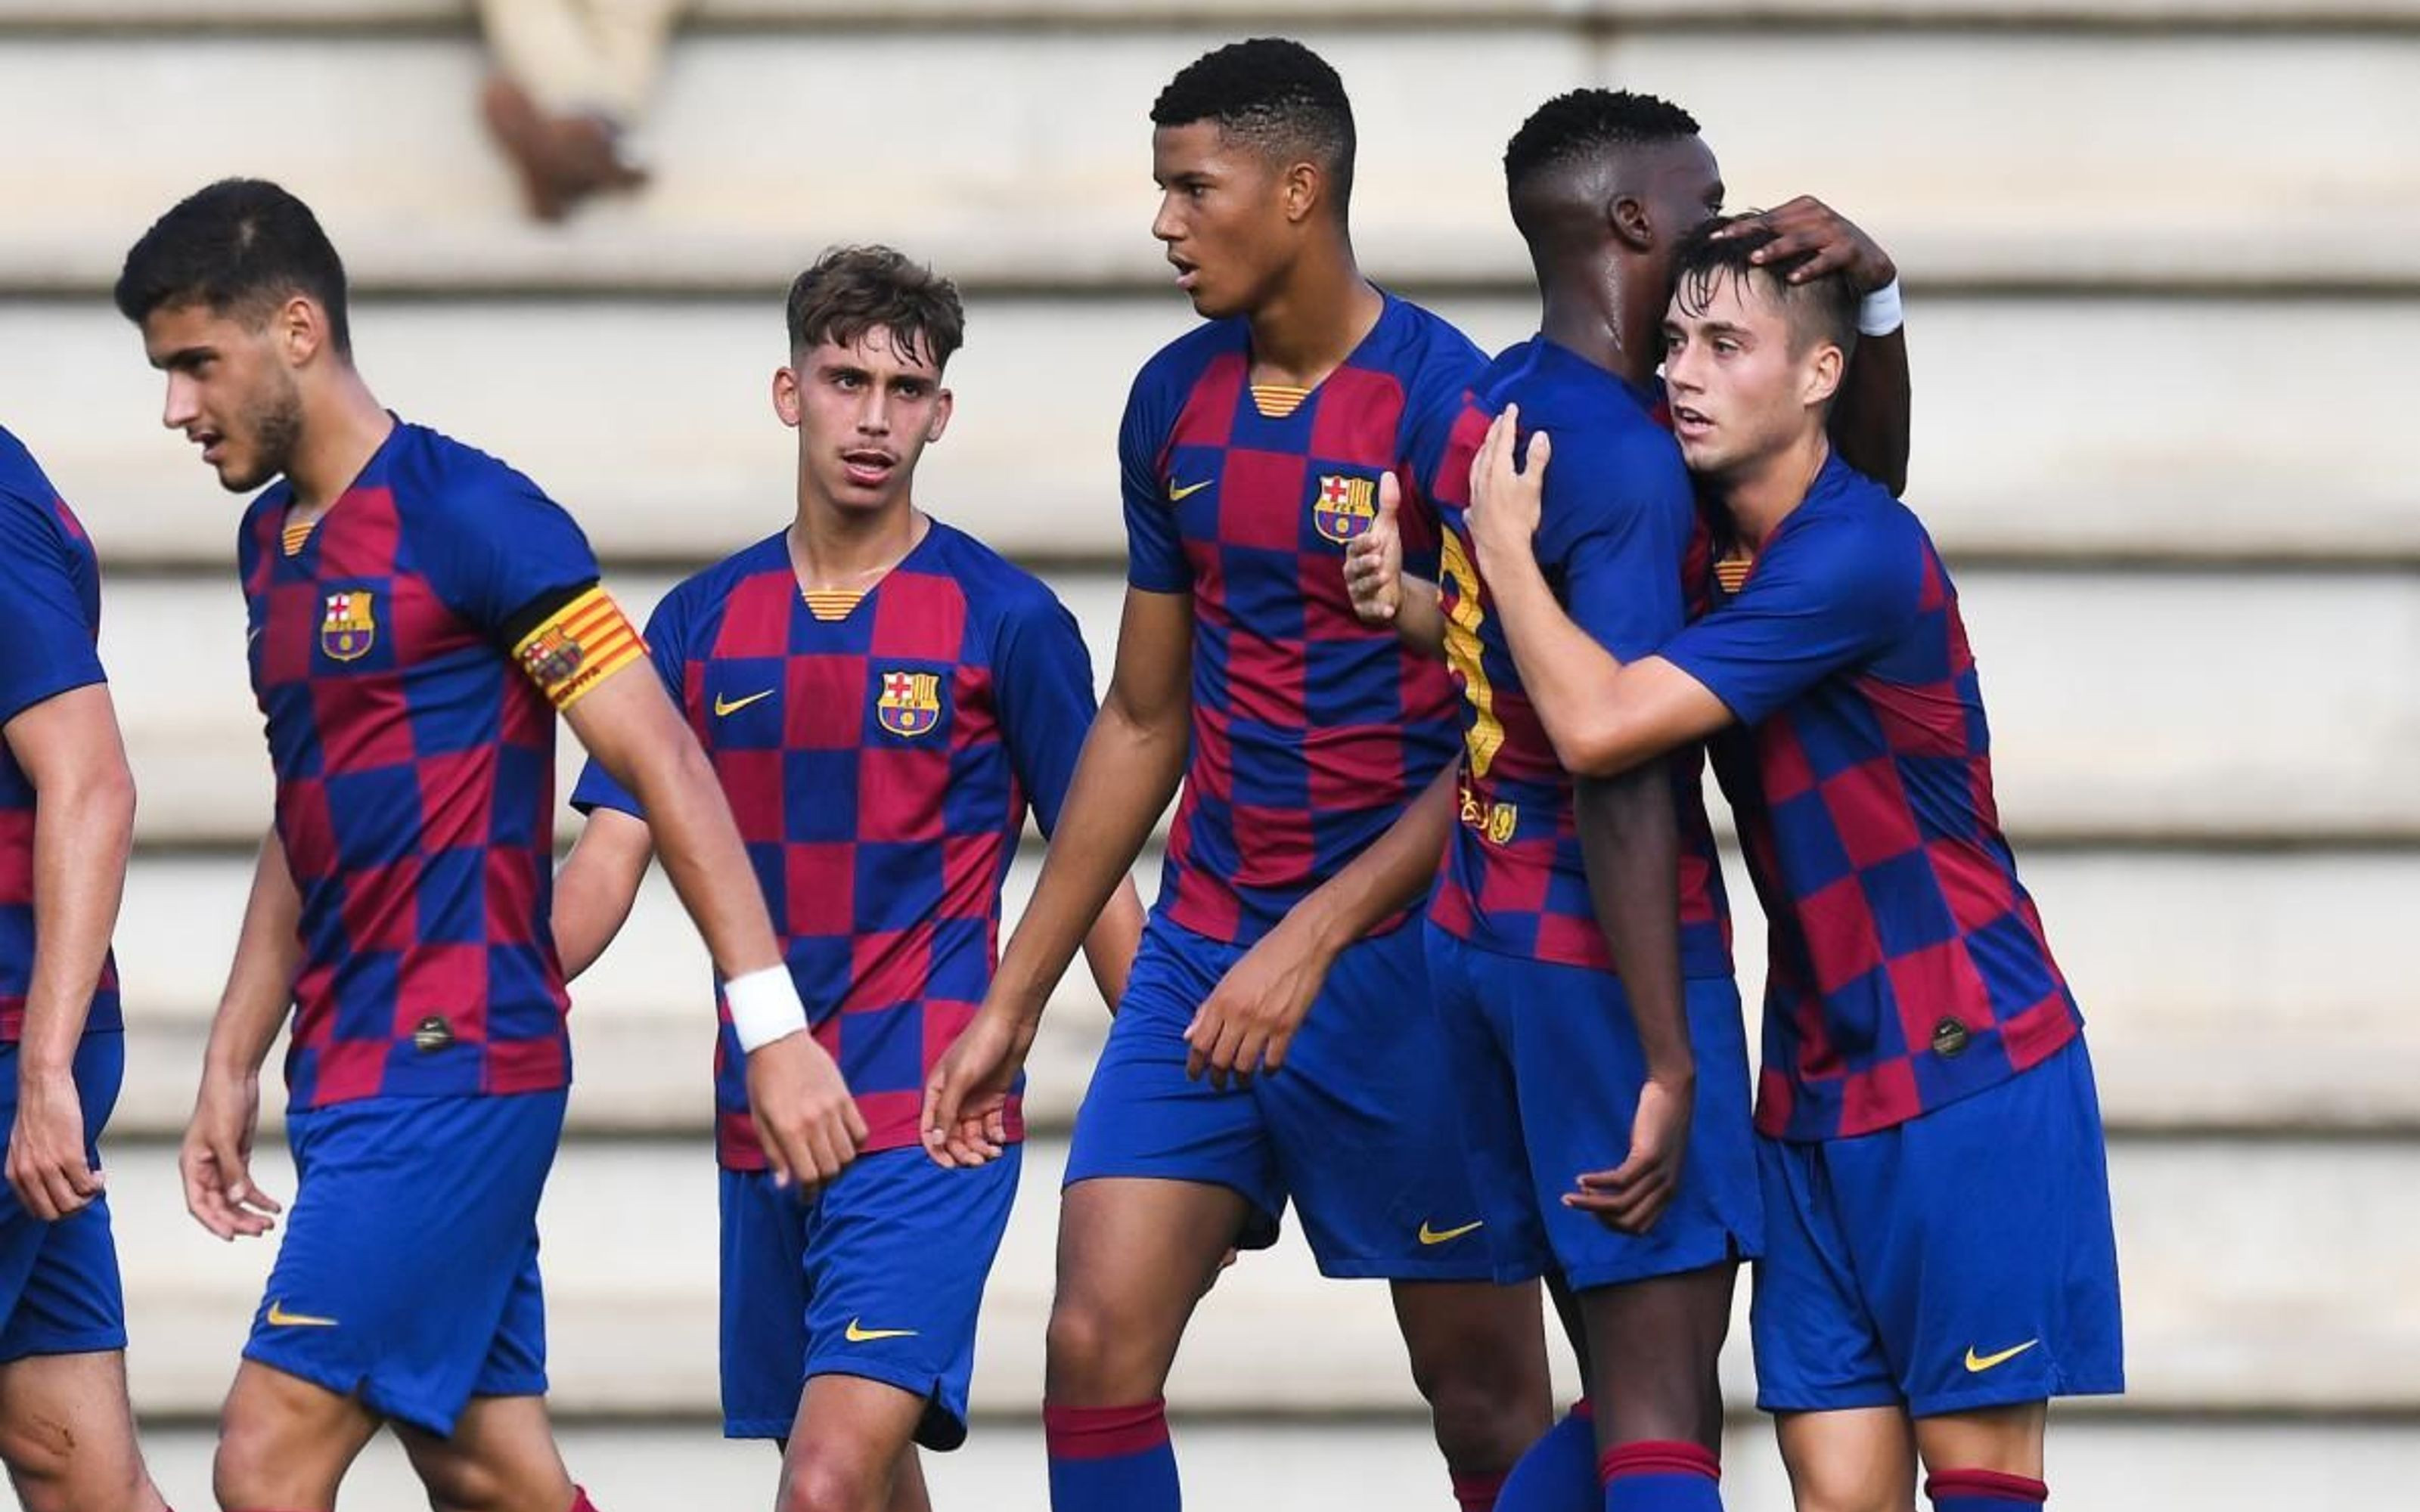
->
<box><xmin>2</xmin><ymin>1</ymin><xmax>2416</xmax><ymax>1507</ymax></box>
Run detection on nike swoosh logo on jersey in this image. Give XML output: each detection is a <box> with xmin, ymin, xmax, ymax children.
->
<box><xmin>265</xmin><ymin>1300</ymin><xmax>340</xmax><ymax>1328</ymax></box>
<box><xmin>844</xmin><ymin>1318</ymin><xmax>918</xmax><ymax>1343</ymax></box>
<box><xmin>1167</xmin><ymin>478</ymin><xmax>1212</xmax><ymax>501</ymax></box>
<box><xmin>1964</xmin><ymin>1339</ymin><xmax>2040</xmax><ymax>1374</ymax></box>
<box><xmin>1416</xmin><ymin>1219</ymin><xmax>1484</xmax><ymax>1246</ymax></box>
<box><xmin>713</xmin><ymin>689</ymin><xmax>774</xmax><ymax>717</ymax></box>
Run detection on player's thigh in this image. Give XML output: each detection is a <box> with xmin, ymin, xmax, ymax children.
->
<box><xmin>1387</xmin><ymin>1276</ymin><xmax>1550</xmax><ymax>1421</ymax></box>
<box><xmin>1063</xmin><ymin>917</ymin><xmax>1285</xmax><ymax>1247</ymax></box>
<box><xmin>214</xmin><ymin>1357</ymin><xmax>383</xmax><ymax>1510</ymax></box>
<box><xmin>1913</xmin><ymin>1400</ymin><xmax>2046</xmax><ymax>1482</ymax></box>
<box><xmin>1261</xmin><ymin>925</ymin><xmax>1494</xmax><ymax>1283</ymax></box>
<box><xmin>1576</xmin><ymin>1261</ymin><xmax>1738</xmax><ymax>1451</ymax></box>
<box><xmin>392</xmin><ymin>1393</ymin><xmax>574</xmax><ymax>1512</ymax></box>
<box><xmin>1773</xmin><ymin>1406</ymin><xmax>1919</xmax><ymax>1512</ymax></box>
<box><xmin>779</xmin><ymin>1374</ymin><xmax>932</xmax><ymax>1512</ymax></box>
<box><xmin>1416</xmin><ymin>924</ymin><xmax>1551</xmax><ymax>1285</ymax></box>
<box><xmin>0</xmin><ymin>1350</ymin><xmax>157</xmax><ymax>1512</ymax></box>
<box><xmin>723</xmin><ymin>1166</ymin><xmax>813</xmax><ymax>1440</ymax></box>
<box><xmin>1750</xmin><ymin>1136</ymin><xmax>1900</xmax><ymax>1419</ymax></box>
<box><xmin>1047</xmin><ymin>1176</ymin><xmax>1253</xmax><ymax>1405</ymax></box>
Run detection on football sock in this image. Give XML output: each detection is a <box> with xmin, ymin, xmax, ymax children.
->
<box><xmin>1045</xmin><ymin>1398</ymin><xmax>1179</xmax><ymax>1512</ymax></box>
<box><xmin>1600</xmin><ymin>1439</ymin><xmax>1723</xmax><ymax>1512</ymax></box>
<box><xmin>1451</xmin><ymin>1467</ymin><xmax>1509</xmax><ymax>1510</ymax></box>
<box><xmin>1496</xmin><ymin>1399</ymin><xmax>1599</xmax><ymax>1512</ymax></box>
<box><xmin>568</xmin><ymin>1488</ymin><xmax>600</xmax><ymax>1512</ymax></box>
<box><xmin>1926</xmin><ymin>1468</ymin><xmax>2049</xmax><ymax>1510</ymax></box>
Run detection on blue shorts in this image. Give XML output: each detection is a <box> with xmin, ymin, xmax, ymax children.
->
<box><xmin>244</xmin><ymin>1089</ymin><xmax>565</xmax><ymax>1436</ymax></box>
<box><xmin>1751</xmin><ymin>1037</ymin><xmax>2125</xmax><ymax>1418</ymax></box>
<box><xmin>1065</xmin><ymin>913</ymin><xmax>1492</xmax><ymax>1281</ymax></box>
<box><xmin>1423</xmin><ymin>926</ymin><xmax>1761</xmax><ymax>1290</ymax></box>
<box><xmin>721</xmin><ymin>1145</ymin><xmax>1020</xmax><ymax>1449</ymax></box>
<box><xmin>0</xmin><ymin>1033</ymin><xmax>127</xmax><ymax>1362</ymax></box>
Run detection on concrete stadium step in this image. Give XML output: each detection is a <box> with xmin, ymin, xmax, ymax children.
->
<box><xmin>98</xmin><ymin>1129</ymin><xmax>2420</xmax><ymax>1418</ymax></box>
<box><xmin>0</xmin><ymin>26</ymin><xmax>2411</xmax><ymax>296</ymax></box>
<box><xmin>16</xmin><ymin>291</ymin><xmax>2409</xmax><ymax>570</ymax></box>
<box><xmin>92</xmin><ymin>566</ymin><xmax>2420</xmax><ymax>847</ymax></box>
<box><xmin>104</xmin><ymin>844</ymin><xmax>2420</xmax><ymax>1137</ymax></box>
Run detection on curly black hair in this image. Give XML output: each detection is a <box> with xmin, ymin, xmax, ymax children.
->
<box><xmin>114</xmin><ymin>178</ymin><xmax>352</xmax><ymax>355</ymax></box>
<box><xmin>1503</xmin><ymin>88</ymin><xmax>1700</xmax><ymax>195</ymax></box>
<box><xmin>1153</xmin><ymin>38</ymin><xmax>1355</xmax><ymax>211</ymax></box>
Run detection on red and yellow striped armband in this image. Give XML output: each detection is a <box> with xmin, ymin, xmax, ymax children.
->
<box><xmin>511</xmin><ymin>586</ymin><xmax>645</xmax><ymax>711</ymax></box>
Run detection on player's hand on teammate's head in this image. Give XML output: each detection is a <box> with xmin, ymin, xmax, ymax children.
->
<box><xmin>181</xmin><ymin>1069</ymin><xmax>281</xmax><ymax>1241</ymax></box>
<box><xmin>920</xmin><ymin>1006</ymin><xmax>1032</xmax><ymax>1168</ymax></box>
<box><xmin>746</xmin><ymin>1033</ymin><xmax>867</xmax><ymax>1194</ymax></box>
<box><xmin>7</xmin><ymin>1070</ymin><xmax>104</xmax><ymax>1222</ymax></box>
<box><xmin>1344</xmin><ymin>470</ymin><xmax>1406</xmax><ymax>624</ymax></box>
<box><xmin>1563</xmin><ymin>1072</ymin><xmax>1693</xmax><ymax>1235</ymax></box>
<box><xmin>1712</xmin><ymin>194</ymin><xmax>1897</xmax><ymax>294</ymax></box>
<box><xmin>1468</xmin><ymin>405</ymin><xmax>1550</xmax><ymax>570</ymax></box>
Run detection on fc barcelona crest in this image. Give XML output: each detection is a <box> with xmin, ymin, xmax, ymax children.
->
<box><xmin>876</xmin><ymin>670</ymin><xmax>942</xmax><ymax>738</ymax></box>
<box><xmin>1313</xmin><ymin>473</ymin><xmax>1378</xmax><ymax>544</ymax></box>
<box><xmin>518</xmin><ymin>624</ymin><xmax>586</xmax><ymax>689</ymax></box>
<box><xmin>320</xmin><ymin>590</ymin><xmax>376</xmax><ymax>662</ymax></box>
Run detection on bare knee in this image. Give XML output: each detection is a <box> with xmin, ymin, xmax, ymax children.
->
<box><xmin>413</xmin><ymin>1448</ymin><xmax>518</xmax><ymax>1512</ymax></box>
<box><xmin>1</xmin><ymin>1421</ymin><xmax>146</xmax><ymax>1512</ymax></box>
<box><xmin>1044</xmin><ymin>1287</ymin><xmax>1162</xmax><ymax>1402</ymax></box>
<box><xmin>777</xmin><ymin>1448</ymin><xmax>890</xmax><ymax>1512</ymax></box>
<box><xmin>1396</xmin><ymin>1285</ymin><xmax>1551</xmax><ymax>1467</ymax></box>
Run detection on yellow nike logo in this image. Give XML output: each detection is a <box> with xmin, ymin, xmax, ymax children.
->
<box><xmin>1168</xmin><ymin>478</ymin><xmax>1212</xmax><ymax>501</ymax></box>
<box><xmin>1964</xmin><ymin>1339</ymin><xmax>2040</xmax><ymax>1374</ymax></box>
<box><xmin>713</xmin><ymin>689</ymin><xmax>774</xmax><ymax>717</ymax></box>
<box><xmin>1416</xmin><ymin>1219</ymin><xmax>1484</xmax><ymax>1246</ymax></box>
<box><xmin>265</xmin><ymin>1300</ymin><xmax>339</xmax><ymax>1328</ymax></box>
<box><xmin>844</xmin><ymin>1318</ymin><xmax>918</xmax><ymax>1343</ymax></box>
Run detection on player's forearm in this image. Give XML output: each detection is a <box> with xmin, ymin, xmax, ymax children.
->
<box><xmin>991</xmin><ymin>702</ymin><xmax>1185</xmax><ymax>1025</ymax></box>
<box><xmin>18</xmin><ymin>752</ymin><xmax>135</xmax><ymax>1076</ymax></box>
<box><xmin>1831</xmin><ymin>327</ymin><xmax>1910</xmax><ymax>497</ymax></box>
<box><xmin>1283</xmin><ymin>764</ymin><xmax>1455</xmax><ymax>959</ymax></box>
<box><xmin>1078</xmin><ymin>878</ymin><xmax>1147</xmax><ymax>1014</ymax></box>
<box><xmin>1572</xmin><ymin>765</ymin><xmax>1693</xmax><ymax>1085</ymax></box>
<box><xmin>1482</xmin><ymin>550</ymin><xmax>1652</xmax><ymax>776</ymax></box>
<box><xmin>206</xmin><ymin>835</ymin><xmax>304</xmax><ymax>1080</ymax></box>
<box><xmin>1393</xmin><ymin>577</ymin><xmax>1446</xmax><ymax>658</ymax></box>
<box><xmin>551</xmin><ymin>810</ymin><xmax>653</xmax><ymax>981</ymax></box>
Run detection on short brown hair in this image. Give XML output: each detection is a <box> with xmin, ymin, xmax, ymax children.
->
<box><xmin>784</xmin><ymin>245</ymin><xmax>965</xmax><ymax>369</ymax></box>
<box><xmin>1671</xmin><ymin>214</ymin><xmax>1859</xmax><ymax>363</ymax></box>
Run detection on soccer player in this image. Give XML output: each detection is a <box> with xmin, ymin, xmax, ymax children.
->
<box><xmin>1339</xmin><ymin>92</ymin><xmax>1913</xmax><ymax>1512</ymax></box>
<box><xmin>116</xmin><ymin>178</ymin><xmax>862</xmax><ymax>1512</ymax></box>
<box><xmin>551</xmin><ymin>244</ymin><xmax>1143</xmax><ymax>1512</ymax></box>
<box><xmin>1459</xmin><ymin>221</ymin><xmax>2122</xmax><ymax>1512</ymax></box>
<box><xmin>920</xmin><ymin>38</ymin><xmax>1552</xmax><ymax>1512</ymax></box>
<box><xmin>0</xmin><ymin>428</ymin><xmax>169</xmax><ymax>1512</ymax></box>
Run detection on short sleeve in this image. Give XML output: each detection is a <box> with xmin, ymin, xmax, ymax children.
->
<box><xmin>568</xmin><ymin>587</ymin><xmax>690</xmax><ymax>820</ymax></box>
<box><xmin>990</xmin><ymin>585</ymin><xmax>1099</xmax><ymax>836</ymax></box>
<box><xmin>419</xmin><ymin>460</ymin><xmax>604</xmax><ymax>637</ymax></box>
<box><xmin>0</xmin><ymin>494</ymin><xmax>104</xmax><ymax>727</ymax></box>
<box><xmin>1119</xmin><ymin>369</ymin><xmax>1189</xmax><ymax>595</ymax></box>
<box><xmin>1657</xmin><ymin>512</ymin><xmax>1922</xmax><ymax>728</ymax></box>
<box><xmin>1534</xmin><ymin>429</ymin><xmax>1692</xmax><ymax>662</ymax></box>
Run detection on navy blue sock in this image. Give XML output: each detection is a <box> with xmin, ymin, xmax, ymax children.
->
<box><xmin>1496</xmin><ymin>1399</ymin><xmax>1598</xmax><ymax>1512</ymax></box>
<box><xmin>1927</xmin><ymin>1468</ymin><xmax>2048</xmax><ymax>1511</ymax></box>
<box><xmin>1599</xmin><ymin>1439</ymin><xmax>1723</xmax><ymax>1512</ymax></box>
<box><xmin>1044</xmin><ymin>1398</ymin><xmax>1179</xmax><ymax>1512</ymax></box>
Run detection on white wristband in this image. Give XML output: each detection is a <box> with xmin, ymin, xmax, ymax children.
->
<box><xmin>724</xmin><ymin>965</ymin><xmax>808</xmax><ymax>1052</ymax></box>
<box><xmin>1857</xmin><ymin>278</ymin><xmax>1904</xmax><ymax>337</ymax></box>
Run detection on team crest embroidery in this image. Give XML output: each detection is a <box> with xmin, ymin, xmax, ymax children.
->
<box><xmin>319</xmin><ymin>590</ymin><xmax>377</xmax><ymax>662</ymax></box>
<box><xmin>1313</xmin><ymin>473</ymin><xmax>1379</xmax><ymax>544</ymax></box>
<box><xmin>517</xmin><ymin>624</ymin><xmax>586</xmax><ymax>688</ymax></box>
<box><xmin>876</xmin><ymin>670</ymin><xmax>942</xmax><ymax>738</ymax></box>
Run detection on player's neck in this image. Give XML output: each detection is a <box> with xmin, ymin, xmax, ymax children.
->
<box><xmin>1716</xmin><ymin>429</ymin><xmax>1832</xmax><ymax>549</ymax></box>
<box><xmin>786</xmin><ymin>500</ymin><xmax>928</xmax><ymax>592</ymax></box>
<box><xmin>286</xmin><ymin>374</ymin><xmax>393</xmax><ymax>516</ymax></box>
<box><xmin>1537</xmin><ymin>264</ymin><xmax>1661</xmax><ymax>390</ymax></box>
<box><xmin>1244</xmin><ymin>250</ymin><xmax>1382</xmax><ymax>386</ymax></box>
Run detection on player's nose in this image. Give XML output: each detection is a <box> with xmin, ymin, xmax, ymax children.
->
<box><xmin>162</xmin><ymin>373</ymin><xmax>200</xmax><ymax>430</ymax></box>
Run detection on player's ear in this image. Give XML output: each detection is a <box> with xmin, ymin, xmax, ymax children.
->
<box><xmin>1282</xmin><ymin>158</ymin><xmax>1323</xmax><ymax>225</ymax></box>
<box><xmin>771</xmin><ymin>365</ymin><xmax>803</xmax><ymax>428</ymax></box>
<box><xmin>926</xmin><ymin>387</ymin><xmax>953</xmax><ymax>445</ymax></box>
<box><xmin>276</xmin><ymin>295</ymin><xmax>324</xmax><ymax>368</ymax></box>
<box><xmin>1802</xmin><ymin>339</ymin><xmax>1845</xmax><ymax>411</ymax></box>
<box><xmin>1609</xmin><ymin>192</ymin><xmax>1654</xmax><ymax>253</ymax></box>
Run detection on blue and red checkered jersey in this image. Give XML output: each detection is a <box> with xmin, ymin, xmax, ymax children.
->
<box><xmin>0</xmin><ymin>427</ymin><xmax>120</xmax><ymax>1043</ymax></box>
<box><xmin>1408</xmin><ymin>340</ymin><xmax>1733</xmax><ymax>978</ymax></box>
<box><xmin>240</xmin><ymin>420</ymin><xmax>628</xmax><ymax>1110</ymax></box>
<box><xmin>572</xmin><ymin>522</ymin><xmax>1097</xmax><ymax>1166</ymax></box>
<box><xmin>1123</xmin><ymin>293</ymin><xmax>1475</xmax><ymax>944</ymax></box>
<box><xmin>1660</xmin><ymin>454</ymin><xmax>2083</xmax><ymax>1142</ymax></box>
